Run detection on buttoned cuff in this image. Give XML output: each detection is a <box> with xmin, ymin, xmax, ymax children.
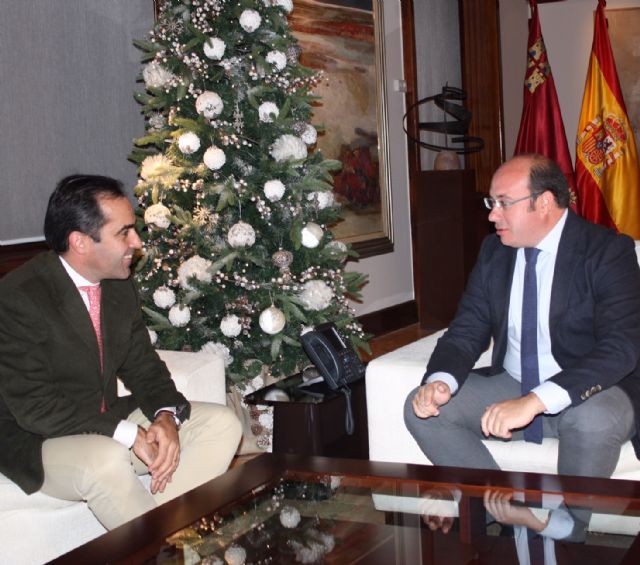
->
<box><xmin>540</xmin><ymin>507</ymin><xmax>574</xmax><ymax>540</ymax></box>
<box><xmin>532</xmin><ymin>381</ymin><xmax>571</xmax><ymax>414</ymax></box>
<box><xmin>426</xmin><ymin>372</ymin><xmax>459</xmax><ymax>395</ymax></box>
<box><xmin>114</xmin><ymin>420</ymin><xmax>138</xmax><ymax>448</ymax></box>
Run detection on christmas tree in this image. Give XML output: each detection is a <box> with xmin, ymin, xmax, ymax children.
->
<box><xmin>130</xmin><ymin>0</ymin><xmax>369</xmax><ymax>391</ymax></box>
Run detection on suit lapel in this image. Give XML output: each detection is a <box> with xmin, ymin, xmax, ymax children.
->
<box><xmin>550</xmin><ymin>211</ymin><xmax>583</xmax><ymax>333</ymax></box>
<box><xmin>44</xmin><ymin>253</ymin><xmax>103</xmax><ymax>374</ymax></box>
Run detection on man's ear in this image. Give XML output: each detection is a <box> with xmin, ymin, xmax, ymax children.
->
<box><xmin>538</xmin><ymin>192</ymin><xmax>552</xmax><ymax>213</ymax></box>
<box><xmin>67</xmin><ymin>231</ymin><xmax>89</xmax><ymax>255</ymax></box>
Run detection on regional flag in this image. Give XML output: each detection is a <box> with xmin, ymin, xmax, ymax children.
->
<box><xmin>575</xmin><ymin>0</ymin><xmax>640</xmax><ymax>239</ymax></box>
<box><xmin>515</xmin><ymin>0</ymin><xmax>577</xmax><ymax>210</ymax></box>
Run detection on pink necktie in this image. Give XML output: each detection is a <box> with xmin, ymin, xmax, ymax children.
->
<box><xmin>79</xmin><ymin>285</ymin><xmax>105</xmax><ymax>412</ymax></box>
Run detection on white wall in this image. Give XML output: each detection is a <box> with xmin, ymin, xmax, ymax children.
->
<box><xmin>501</xmin><ymin>0</ymin><xmax>640</xmax><ymax>160</ymax></box>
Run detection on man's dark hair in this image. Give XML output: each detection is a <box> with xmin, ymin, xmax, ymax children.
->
<box><xmin>44</xmin><ymin>175</ymin><xmax>126</xmax><ymax>253</ymax></box>
<box><xmin>526</xmin><ymin>154</ymin><xmax>571</xmax><ymax>208</ymax></box>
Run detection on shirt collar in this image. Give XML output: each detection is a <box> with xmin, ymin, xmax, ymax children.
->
<box><xmin>59</xmin><ymin>256</ymin><xmax>98</xmax><ymax>288</ymax></box>
<box><xmin>534</xmin><ymin>209</ymin><xmax>568</xmax><ymax>256</ymax></box>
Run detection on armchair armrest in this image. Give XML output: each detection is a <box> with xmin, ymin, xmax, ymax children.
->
<box><xmin>117</xmin><ymin>349</ymin><xmax>226</xmax><ymax>405</ymax></box>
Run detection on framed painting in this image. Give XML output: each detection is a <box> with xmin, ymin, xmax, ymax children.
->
<box><xmin>290</xmin><ymin>0</ymin><xmax>393</xmax><ymax>258</ymax></box>
<box><xmin>606</xmin><ymin>8</ymin><xmax>640</xmax><ymax>151</ymax></box>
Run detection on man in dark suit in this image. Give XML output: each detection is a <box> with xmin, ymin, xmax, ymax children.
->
<box><xmin>404</xmin><ymin>154</ymin><xmax>640</xmax><ymax>480</ymax></box>
<box><xmin>0</xmin><ymin>175</ymin><xmax>241</xmax><ymax>529</ymax></box>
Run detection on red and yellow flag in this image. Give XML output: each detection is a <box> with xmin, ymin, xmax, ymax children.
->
<box><xmin>515</xmin><ymin>0</ymin><xmax>577</xmax><ymax>210</ymax></box>
<box><xmin>575</xmin><ymin>0</ymin><xmax>640</xmax><ymax>239</ymax></box>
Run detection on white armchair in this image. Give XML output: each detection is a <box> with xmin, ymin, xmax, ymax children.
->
<box><xmin>0</xmin><ymin>349</ymin><xmax>226</xmax><ymax>565</ymax></box>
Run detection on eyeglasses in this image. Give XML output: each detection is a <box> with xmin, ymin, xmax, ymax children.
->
<box><xmin>483</xmin><ymin>194</ymin><xmax>536</xmax><ymax>210</ymax></box>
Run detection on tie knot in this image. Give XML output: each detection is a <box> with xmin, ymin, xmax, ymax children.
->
<box><xmin>79</xmin><ymin>285</ymin><xmax>101</xmax><ymax>303</ymax></box>
<box><xmin>524</xmin><ymin>247</ymin><xmax>540</xmax><ymax>264</ymax></box>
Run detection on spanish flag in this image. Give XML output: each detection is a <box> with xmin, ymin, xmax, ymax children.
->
<box><xmin>515</xmin><ymin>0</ymin><xmax>577</xmax><ymax>210</ymax></box>
<box><xmin>575</xmin><ymin>0</ymin><xmax>640</xmax><ymax>239</ymax></box>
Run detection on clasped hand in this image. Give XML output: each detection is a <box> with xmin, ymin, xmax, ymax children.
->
<box><xmin>133</xmin><ymin>413</ymin><xmax>181</xmax><ymax>494</ymax></box>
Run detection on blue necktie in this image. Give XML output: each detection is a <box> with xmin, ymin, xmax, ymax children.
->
<box><xmin>522</xmin><ymin>247</ymin><xmax>542</xmax><ymax>443</ymax></box>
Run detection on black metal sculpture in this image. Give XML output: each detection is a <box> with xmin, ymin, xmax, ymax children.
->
<box><xmin>403</xmin><ymin>85</ymin><xmax>484</xmax><ymax>155</ymax></box>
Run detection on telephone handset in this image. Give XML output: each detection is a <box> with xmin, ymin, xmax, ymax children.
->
<box><xmin>300</xmin><ymin>323</ymin><xmax>365</xmax><ymax>435</ymax></box>
<box><xmin>300</xmin><ymin>322</ymin><xmax>365</xmax><ymax>390</ymax></box>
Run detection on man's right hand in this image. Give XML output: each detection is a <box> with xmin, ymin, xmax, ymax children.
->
<box><xmin>132</xmin><ymin>426</ymin><xmax>158</xmax><ymax>468</ymax></box>
<box><xmin>412</xmin><ymin>381</ymin><xmax>451</xmax><ymax>418</ymax></box>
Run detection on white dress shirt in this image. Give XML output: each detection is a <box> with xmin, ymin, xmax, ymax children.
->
<box><xmin>428</xmin><ymin>210</ymin><xmax>572</xmax><ymax>414</ymax></box>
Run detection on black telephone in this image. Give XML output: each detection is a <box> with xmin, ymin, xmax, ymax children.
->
<box><xmin>300</xmin><ymin>322</ymin><xmax>366</xmax><ymax>390</ymax></box>
<box><xmin>300</xmin><ymin>323</ymin><xmax>365</xmax><ymax>435</ymax></box>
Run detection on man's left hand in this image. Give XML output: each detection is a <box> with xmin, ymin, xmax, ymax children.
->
<box><xmin>146</xmin><ymin>412</ymin><xmax>181</xmax><ymax>494</ymax></box>
<box><xmin>481</xmin><ymin>393</ymin><xmax>545</xmax><ymax>439</ymax></box>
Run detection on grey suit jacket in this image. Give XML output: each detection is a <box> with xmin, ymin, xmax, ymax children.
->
<box><xmin>0</xmin><ymin>251</ymin><xmax>189</xmax><ymax>493</ymax></box>
<box><xmin>423</xmin><ymin>211</ymin><xmax>640</xmax><ymax>454</ymax></box>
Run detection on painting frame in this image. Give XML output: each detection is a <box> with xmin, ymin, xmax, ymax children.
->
<box><xmin>289</xmin><ymin>0</ymin><xmax>393</xmax><ymax>259</ymax></box>
<box><xmin>606</xmin><ymin>8</ymin><xmax>640</xmax><ymax>152</ymax></box>
<box><xmin>153</xmin><ymin>0</ymin><xmax>394</xmax><ymax>258</ymax></box>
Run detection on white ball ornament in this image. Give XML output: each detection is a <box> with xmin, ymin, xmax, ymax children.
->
<box><xmin>203</xmin><ymin>37</ymin><xmax>226</xmax><ymax>60</ymax></box>
<box><xmin>258</xmin><ymin>101</ymin><xmax>279</xmax><ymax>123</ymax></box>
<box><xmin>307</xmin><ymin>191</ymin><xmax>335</xmax><ymax>210</ymax></box>
<box><xmin>195</xmin><ymin>91</ymin><xmax>224</xmax><ymax>119</ymax></box>
<box><xmin>177</xmin><ymin>131</ymin><xmax>201</xmax><ymax>155</ymax></box>
<box><xmin>227</xmin><ymin>221</ymin><xmax>256</xmax><ymax>248</ymax></box>
<box><xmin>300</xmin><ymin>280</ymin><xmax>334</xmax><ymax>311</ymax></box>
<box><xmin>142</xmin><ymin>61</ymin><xmax>175</xmax><ymax>89</ymax></box>
<box><xmin>153</xmin><ymin>286</ymin><xmax>176</xmax><ymax>309</ymax></box>
<box><xmin>220</xmin><ymin>314</ymin><xmax>243</xmax><ymax>338</ymax></box>
<box><xmin>168</xmin><ymin>304</ymin><xmax>191</xmax><ymax>327</ymax></box>
<box><xmin>326</xmin><ymin>240</ymin><xmax>348</xmax><ymax>262</ymax></box>
<box><xmin>263</xmin><ymin>179</ymin><xmax>285</xmax><ymax>202</ymax></box>
<box><xmin>239</xmin><ymin>9</ymin><xmax>261</xmax><ymax>32</ymax></box>
<box><xmin>224</xmin><ymin>545</ymin><xmax>247</xmax><ymax>565</ymax></box>
<box><xmin>266</xmin><ymin>50</ymin><xmax>287</xmax><ymax>71</ymax></box>
<box><xmin>279</xmin><ymin>506</ymin><xmax>301</xmax><ymax>528</ymax></box>
<box><xmin>144</xmin><ymin>203</ymin><xmax>171</xmax><ymax>228</ymax></box>
<box><xmin>259</xmin><ymin>306</ymin><xmax>286</xmax><ymax>335</ymax></box>
<box><xmin>203</xmin><ymin>146</ymin><xmax>226</xmax><ymax>170</ymax></box>
<box><xmin>275</xmin><ymin>0</ymin><xmax>294</xmax><ymax>13</ymax></box>
<box><xmin>272</xmin><ymin>249</ymin><xmax>293</xmax><ymax>270</ymax></box>
<box><xmin>301</xmin><ymin>124</ymin><xmax>318</xmax><ymax>145</ymax></box>
<box><xmin>301</xmin><ymin>222</ymin><xmax>324</xmax><ymax>248</ymax></box>
<box><xmin>177</xmin><ymin>255</ymin><xmax>213</xmax><ymax>290</ymax></box>
<box><xmin>270</xmin><ymin>134</ymin><xmax>308</xmax><ymax>162</ymax></box>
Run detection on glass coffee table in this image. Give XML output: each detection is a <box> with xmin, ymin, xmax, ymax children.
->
<box><xmin>52</xmin><ymin>454</ymin><xmax>640</xmax><ymax>564</ymax></box>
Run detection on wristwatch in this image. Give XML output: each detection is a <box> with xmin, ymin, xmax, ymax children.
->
<box><xmin>155</xmin><ymin>409</ymin><xmax>182</xmax><ymax>430</ymax></box>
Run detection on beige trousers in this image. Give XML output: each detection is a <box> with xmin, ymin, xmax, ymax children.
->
<box><xmin>40</xmin><ymin>402</ymin><xmax>242</xmax><ymax>530</ymax></box>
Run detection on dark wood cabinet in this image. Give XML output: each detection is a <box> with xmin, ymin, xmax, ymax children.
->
<box><xmin>415</xmin><ymin>169</ymin><xmax>488</xmax><ymax>331</ymax></box>
<box><xmin>245</xmin><ymin>374</ymin><xmax>369</xmax><ymax>460</ymax></box>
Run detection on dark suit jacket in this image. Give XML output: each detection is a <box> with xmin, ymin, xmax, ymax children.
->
<box><xmin>0</xmin><ymin>251</ymin><xmax>190</xmax><ymax>493</ymax></box>
<box><xmin>423</xmin><ymin>211</ymin><xmax>640</xmax><ymax>455</ymax></box>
